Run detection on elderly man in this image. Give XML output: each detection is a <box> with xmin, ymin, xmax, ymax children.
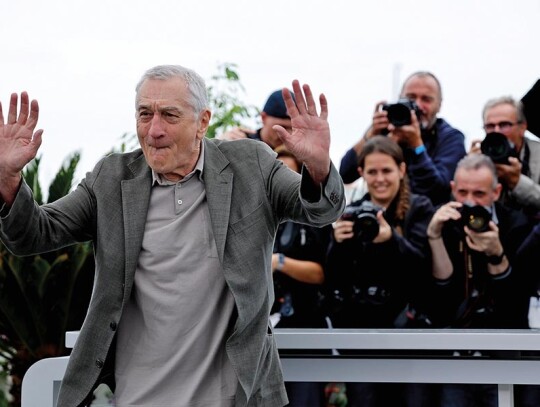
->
<box><xmin>0</xmin><ymin>65</ymin><xmax>345</xmax><ymax>407</ymax></box>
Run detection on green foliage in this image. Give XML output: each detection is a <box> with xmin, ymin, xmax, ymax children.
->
<box><xmin>0</xmin><ymin>153</ymin><xmax>94</xmax><ymax>406</ymax></box>
<box><xmin>205</xmin><ymin>62</ymin><xmax>259</xmax><ymax>139</ymax></box>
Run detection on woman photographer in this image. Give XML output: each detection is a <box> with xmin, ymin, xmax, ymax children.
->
<box><xmin>325</xmin><ymin>135</ymin><xmax>435</xmax><ymax>407</ymax></box>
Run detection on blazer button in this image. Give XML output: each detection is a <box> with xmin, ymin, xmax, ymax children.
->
<box><xmin>110</xmin><ymin>321</ymin><xmax>117</xmax><ymax>331</ymax></box>
<box><xmin>95</xmin><ymin>359</ymin><xmax>104</xmax><ymax>369</ymax></box>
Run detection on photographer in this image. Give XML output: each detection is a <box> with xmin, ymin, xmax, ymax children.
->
<box><xmin>470</xmin><ymin>96</ymin><xmax>540</xmax><ymax>222</ymax></box>
<box><xmin>339</xmin><ymin>71</ymin><xmax>466</xmax><ymax>206</ymax></box>
<box><xmin>326</xmin><ymin>136</ymin><xmax>435</xmax><ymax>407</ymax></box>
<box><xmin>426</xmin><ymin>153</ymin><xmax>532</xmax><ymax>407</ymax></box>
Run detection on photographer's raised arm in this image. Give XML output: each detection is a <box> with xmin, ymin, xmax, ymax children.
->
<box><xmin>0</xmin><ymin>92</ymin><xmax>43</xmax><ymax>206</ymax></box>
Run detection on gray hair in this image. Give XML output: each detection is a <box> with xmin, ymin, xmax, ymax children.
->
<box><xmin>401</xmin><ymin>71</ymin><xmax>443</xmax><ymax>101</ymax></box>
<box><xmin>455</xmin><ymin>153</ymin><xmax>499</xmax><ymax>189</ymax></box>
<box><xmin>482</xmin><ymin>95</ymin><xmax>526</xmax><ymax>124</ymax></box>
<box><xmin>135</xmin><ymin>65</ymin><xmax>208</xmax><ymax>114</ymax></box>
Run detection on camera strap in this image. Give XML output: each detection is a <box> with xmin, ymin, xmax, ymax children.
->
<box><xmin>455</xmin><ymin>242</ymin><xmax>491</xmax><ymax>328</ymax></box>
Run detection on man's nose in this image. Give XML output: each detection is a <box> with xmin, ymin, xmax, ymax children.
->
<box><xmin>148</xmin><ymin>114</ymin><xmax>164</xmax><ymax>137</ymax></box>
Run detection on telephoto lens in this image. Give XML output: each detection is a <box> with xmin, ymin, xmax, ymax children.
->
<box><xmin>480</xmin><ymin>132</ymin><xmax>518</xmax><ymax>164</ymax></box>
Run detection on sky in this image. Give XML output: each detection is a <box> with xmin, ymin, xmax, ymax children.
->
<box><xmin>2</xmin><ymin>0</ymin><xmax>539</xmax><ymax>193</ymax></box>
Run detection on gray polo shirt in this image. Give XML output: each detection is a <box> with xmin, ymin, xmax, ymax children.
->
<box><xmin>115</xmin><ymin>144</ymin><xmax>237</xmax><ymax>406</ymax></box>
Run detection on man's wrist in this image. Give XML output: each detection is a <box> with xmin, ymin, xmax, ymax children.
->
<box><xmin>0</xmin><ymin>172</ymin><xmax>23</xmax><ymax>207</ymax></box>
<box><xmin>487</xmin><ymin>251</ymin><xmax>505</xmax><ymax>265</ymax></box>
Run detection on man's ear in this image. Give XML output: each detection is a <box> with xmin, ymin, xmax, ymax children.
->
<box><xmin>493</xmin><ymin>183</ymin><xmax>503</xmax><ymax>201</ymax></box>
<box><xmin>197</xmin><ymin>109</ymin><xmax>212</xmax><ymax>139</ymax></box>
<box><xmin>261</xmin><ymin>111</ymin><xmax>268</xmax><ymax>124</ymax></box>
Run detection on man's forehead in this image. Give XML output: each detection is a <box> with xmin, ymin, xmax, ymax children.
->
<box><xmin>137</xmin><ymin>78</ymin><xmax>188</xmax><ymax>104</ymax></box>
<box><xmin>456</xmin><ymin>168</ymin><xmax>493</xmax><ymax>184</ymax></box>
<box><xmin>403</xmin><ymin>77</ymin><xmax>439</xmax><ymax>95</ymax></box>
<box><xmin>485</xmin><ymin>103</ymin><xmax>516</xmax><ymax>118</ymax></box>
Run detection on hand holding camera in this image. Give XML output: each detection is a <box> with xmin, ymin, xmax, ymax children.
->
<box><xmin>427</xmin><ymin>201</ymin><xmax>463</xmax><ymax>239</ymax></box>
<box><xmin>340</xmin><ymin>200</ymin><xmax>388</xmax><ymax>243</ymax></box>
<box><xmin>378</xmin><ymin>99</ymin><xmax>423</xmax><ymax>149</ymax></box>
<box><xmin>382</xmin><ymin>98</ymin><xmax>422</xmax><ymax>127</ymax></box>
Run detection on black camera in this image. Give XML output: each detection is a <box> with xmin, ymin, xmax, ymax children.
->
<box><xmin>480</xmin><ymin>132</ymin><xmax>518</xmax><ymax>164</ymax></box>
<box><xmin>341</xmin><ymin>200</ymin><xmax>383</xmax><ymax>242</ymax></box>
<box><xmin>382</xmin><ymin>98</ymin><xmax>422</xmax><ymax>127</ymax></box>
<box><xmin>458</xmin><ymin>203</ymin><xmax>492</xmax><ymax>233</ymax></box>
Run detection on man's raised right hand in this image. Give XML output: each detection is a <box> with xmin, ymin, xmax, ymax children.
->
<box><xmin>0</xmin><ymin>92</ymin><xmax>43</xmax><ymax>205</ymax></box>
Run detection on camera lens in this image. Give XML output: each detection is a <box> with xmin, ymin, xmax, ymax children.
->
<box><xmin>465</xmin><ymin>213</ymin><xmax>488</xmax><ymax>232</ymax></box>
<box><xmin>353</xmin><ymin>214</ymin><xmax>379</xmax><ymax>242</ymax></box>
<box><xmin>385</xmin><ymin>104</ymin><xmax>412</xmax><ymax>127</ymax></box>
<box><xmin>480</xmin><ymin>132</ymin><xmax>517</xmax><ymax>164</ymax></box>
<box><xmin>460</xmin><ymin>204</ymin><xmax>492</xmax><ymax>233</ymax></box>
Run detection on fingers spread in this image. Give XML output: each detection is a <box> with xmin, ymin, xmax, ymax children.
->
<box><xmin>26</xmin><ymin>99</ymin><xmax>40</xmax><ymax>130</ymax></box>
<box><xmin>18</xmin><ymin>91</ymin><xmax>30</xmax><ymax>124</ymax></box>
<box><xmin>291</xmin><ymin>80</ymin><xmax>306</xmax><ymax>115</ymax></box>
<box><xmin>302</xmin><ymin>83</ymin><xmax>317</xmax><ymax>116</ymax></box>
<box><xmin>32</xmin><ymin>129</ymin><xmax>44</xmax><ymax>149</ymax></box>
<box><xmin>8</xmin><ymin>93</ymin><xmax>18</xmax><ymax>124</ymax></box>
<box><xmin>319</xmin><ymin>93</ymin><xmax>328</xmax><ymax>121</ymax></box>
<box><xmin>282</xmin><ymin>86</ymin><xmax>299</xmax><ymax>118</ymax></box>
<box><xmin>273</xmin><ymin>124</ymin><xmax>289</xmax><ymax>143</ymax></box>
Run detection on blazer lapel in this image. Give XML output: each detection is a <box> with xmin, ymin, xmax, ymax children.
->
<box><xmin>121</xmin><ymin>155</ymin><xmax>152</xmax><ymax>295</ymax></box>
<box><xmin>203</xmin><ymin>139</ymin><xmax>232</xmax><ymax>264</ymax></box>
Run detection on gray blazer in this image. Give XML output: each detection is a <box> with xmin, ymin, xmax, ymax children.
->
<box><xmin>0</xmin><ymin>137</ymin><xmax>345</xmax><ymax>406</ymax></box>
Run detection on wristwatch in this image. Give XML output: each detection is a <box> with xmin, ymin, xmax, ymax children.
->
<box><xmin>487</xmin><ymin>251</ymin><xmax>505</xmax><ymax>265</ymax></box>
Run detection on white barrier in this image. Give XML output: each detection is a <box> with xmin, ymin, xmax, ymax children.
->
<box><xmin>22</xmin><ymin>329</ymin><xmax>540</xmax><ymax>407</ymax></box>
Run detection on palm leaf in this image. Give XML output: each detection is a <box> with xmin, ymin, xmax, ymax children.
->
<box><xmin>47</xmin><ymin>152</ymin><xmax>81</xmax><ymax>203</ymax></box>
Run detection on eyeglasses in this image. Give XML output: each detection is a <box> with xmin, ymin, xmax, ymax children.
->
<box><xmin>483</xmin><ymin>121</ymin><xmax>520</xmax><ymax>132</ymax></box>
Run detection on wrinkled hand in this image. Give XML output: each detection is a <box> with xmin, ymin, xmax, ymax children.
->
<box><xmin>273</xmin><ymin>80</ymin><xmax>330</xmax><ymax>184</ymax></box>
<box><xmin>0</xmin><ymin>92</ymin><xmax>43</xmax><ymax>176</ymax></box>
<box><xmin>0</xmin><ymin>92</ymin><xmax>43</xmax><ymax>204</ymax></box>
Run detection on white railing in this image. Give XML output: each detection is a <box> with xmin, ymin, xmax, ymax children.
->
<box><xmin>22</xmin><ymin>329</ymin><xmax>540</xmax><ymax>407</ymax></box>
